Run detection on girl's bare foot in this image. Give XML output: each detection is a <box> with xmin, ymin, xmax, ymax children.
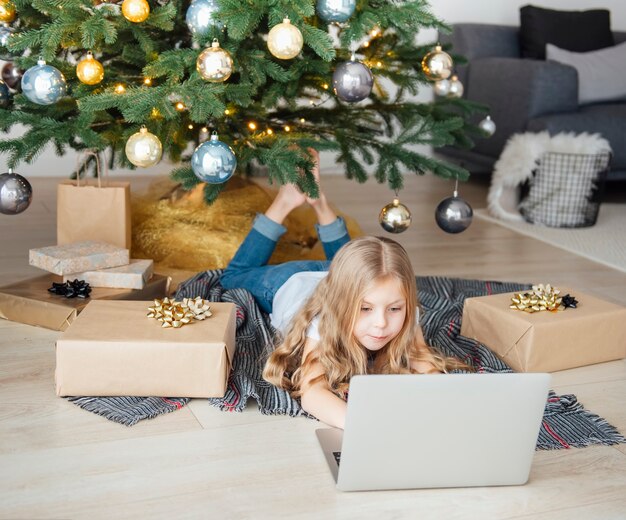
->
<box><xmin>265</xmin><ymin>182</ymin><xmax>307</xmax><ymax>225</ymax></box>
<box><xmin>265</xmin><ymin>148</ymin><xmax>337</xmax><ymax>226</ymax></box>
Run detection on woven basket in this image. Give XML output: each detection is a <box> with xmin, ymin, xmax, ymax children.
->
<box><xmin>519</xmin><ymin>151</ymin><xmax>611</xmax><ymax>228</ymax></box>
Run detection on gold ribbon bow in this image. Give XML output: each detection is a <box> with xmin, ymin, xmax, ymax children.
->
<box><xmin>181</xmin><ymin>296</ymin><xmax>213</xmax><ymax>320</ymax></box>
<box><xmin>147</xmin><ymin>297</ymin><xmax>212</xmax><ymax>328</ymax></box>
<box><xmin>510</xmin><ymin>284</ymin><xmax>564</xmax><ymax>313</ymax></box>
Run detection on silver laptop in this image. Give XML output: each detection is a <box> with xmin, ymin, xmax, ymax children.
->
<box><xmin>316</xmin><ymin>372</ymin><xmax>550</xmax><ymax>492</ymax></box>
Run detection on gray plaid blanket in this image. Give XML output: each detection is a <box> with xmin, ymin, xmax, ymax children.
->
<box><xmin>68</xmin><ymin>272</ymin><xmax>626</xmax><ymax>450</ymax></box>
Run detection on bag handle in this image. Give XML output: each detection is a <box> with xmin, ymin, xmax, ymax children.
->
<box><xmin>74</xmin><ymin>150</ymin><xmax>109</xmax><ymax>188</ymax></box>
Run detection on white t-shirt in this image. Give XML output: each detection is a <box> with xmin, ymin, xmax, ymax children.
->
<box><xmin>270</xmin><ymin>271</ymin><xmax>327</xmax><ymax>340</ymax></box>
<box><xmin>269</xmin><ymin>271</ymin><xmax>420</xmax><ymax>341</ymax></box>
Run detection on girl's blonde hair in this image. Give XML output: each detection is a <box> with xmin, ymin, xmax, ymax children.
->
<box><xmin>262</xmin><ymin>236</ymin><xmax>470</xmax><ymax>397</ymax></box>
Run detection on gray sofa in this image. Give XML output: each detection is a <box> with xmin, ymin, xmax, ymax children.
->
<box><xmin>437</xmin><ymin>23</ymin><xmax>626</xmax><ymax>180</ymax></box>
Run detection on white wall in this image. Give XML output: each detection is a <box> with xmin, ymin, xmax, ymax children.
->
<box><xmin>3</xmin><ymin>1</ymin><xmax>625</xmax><ymax>177</ymax></box>
<box><xmin>427</xmin><ymin>0</ymin><xmax>625</xmax><ymax>30</ymax></box>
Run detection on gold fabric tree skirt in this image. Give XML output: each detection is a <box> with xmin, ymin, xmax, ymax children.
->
<box><xmin>131</xmin><ymin>177</ymin><xmax>363</xmax><ymax>273</ymax></box>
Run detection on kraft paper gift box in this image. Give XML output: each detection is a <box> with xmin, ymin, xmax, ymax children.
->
<box><xmin>29</xmin><ymin>241</ymin><xmax>130</xmax><ymax>276</ymax></box>
<box><xmin>460</xmin><ymin>289</ymin><xmax>626</xmax><ymax>372</ymax></box>
<box><xmin>0</xmin><ymin>273</ymin><xmax>170</xmax><ymax>332</ymax></box>
<box><xmin>55</xmin><ymin>300</ymin><xmax>237</xmax><ymax>398</ymax></box>
<box><xmin>63</xmin><ymin>259</ymin><xmax>154</xmax><ymax>290</ymax></box>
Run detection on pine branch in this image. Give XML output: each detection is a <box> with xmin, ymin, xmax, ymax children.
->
<box><xmin>171</xmin><ymin>165</ymin><xmax>201</xmax><ymax>190</ymax></box>
<box><xmin>300</xmin><ymin>24</ymin><xmax>335</xmax><ymax>62</ymax></box>
<box><xmin>143</xmin><ymin>49</ymin><xmax>197</xmax><ymax>82</ymax></box>
<box><xmin>203</xmin><ymin>182</ymin><xmax>227</xmax><ymax>205</ymax></box>
<box><xmin>80</xmin><ymin>12</ymin><xmax>117</xmax><ymax>48</ymax></box>
<box><xmin>218</xmin><ymin>0</ymin><xmax>265</xmax><ymax>41</ymax></box>
<box><xmin>144</xmin><ymin>2</ymin><xmax>177</xmax><ymax>31</ymax></box>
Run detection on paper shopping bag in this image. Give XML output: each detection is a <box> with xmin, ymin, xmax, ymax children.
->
<box><xmin>57</xmin><ymin>151</ymin><xmax>131</xmax><ymax>249</ymax></box>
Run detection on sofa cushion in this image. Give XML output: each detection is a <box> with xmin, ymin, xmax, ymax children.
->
<box><xmin>520</xmin><ymin>5</ymin><xmax>614</xmax><ymax>59</ymax></box>
<box><xmin>467</xmin><ymin>57</ymin><xmax>578</xmax><ymax>159</ymax></box>
<box><xmin>547</xmin><ymin>42</ymin><xmax>626</xmax><ymax>105</ymax></box>
<box><xmin>527</xmin><ymin>103</ymin><xmax>626</xmax><ymax>169</ymax></box>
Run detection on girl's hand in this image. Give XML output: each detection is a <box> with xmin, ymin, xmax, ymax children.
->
<box><xmin>299</xmin><ymin>337</ymin><xmax>348</xmax><ymax>429</ymax></box>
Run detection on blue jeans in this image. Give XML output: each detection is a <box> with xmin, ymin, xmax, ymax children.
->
<box><xmin>220</xmin><ymin>213</ymin><xmax>350</xmax><ymax>313</ymax></box>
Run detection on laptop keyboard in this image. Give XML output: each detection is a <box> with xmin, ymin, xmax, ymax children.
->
<box><xmin>333</xmin><ymin>451</ymin><xmax>342</xmax><ymax>466</ymax></box>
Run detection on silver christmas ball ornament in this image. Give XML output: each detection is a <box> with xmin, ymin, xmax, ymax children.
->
<box><xmin>196</xmin><ymin>39</ymin><xmax>233</xmax><ymax>82</ymax></box>
<box><xmin>433</xmin><ymin>78</ymin><xmax>450</xmax><ymax>97</ymax></box>
<box><xmin>186</xmin><ymin>0</ymin><xmax>223</xmax><ymax>36</ymax></box>
<box><xmin>447</xmin><ymin>75</ymin><xmax>464</xmax><ymax>98</ymax></box>
<box><xmin>332</xmin><ymin>59</ymin><xmax>373</xmax><ymax>102</ymax></box>
<box><xmin>379</xmin><ymin>197</ymin><xmax>412</xmax><ymax>234</ymax></box>
<box><xmin>0</xmin><ymin>169</ymin><xmax>32</xmax><ymax>215</ymax></box>
<box><xmin>421</xmin><ymin>45</ymin><xmax>453</xmax><ymax>81</ymax></box>
<box><xmin>478</xmin><ymin>115</ymin><xmax>496</xmax><ymax>137</ymax></box>
<box><xmin>2</xmin><ymin>61</ymin><xmax>22</xmax><ymax>90</ymax></box>
<box><xmin>21</xmin><ymin>58</ymin><xmax>67</xmax><ymax>105</ymax></box>
<box><xmin>125</xmin><ymin>126</ymin><xmax>163</xmax><ymax>168</ymax></box>
<box><xmin>316</xmin><ymin>0</ymin><xmax>356</xmax><ymax>23</ymax></box>
<box><xmin>0</xmin><ymin>24</ymin><xmax>14</xmax><ymax>60</ymax></box>
<box><xmin>191</xmin><ymin>132</ymin><xmax>237</xmax><ymax>184</ymax></box>
<box><xmin>0</xmin><ymin>79</ymin><xmax>10</xmax><ymax>108</ymax></box>
<box><xmin>435</xmin><ymin>193</ymin><xmax>473</xmax><ymax>234</ymax></box>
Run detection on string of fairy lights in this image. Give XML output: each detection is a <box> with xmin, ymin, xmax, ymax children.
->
<box><xmin>0</xmin><ymin>0</ymin><xmax>495</xmax><ymax>234</ymax></box>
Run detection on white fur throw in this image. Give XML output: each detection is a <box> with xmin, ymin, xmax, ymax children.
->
<box><xmin>487</xmin><ymin>132</ymin><xmax>611</xmax><ymax>221</ymax></box>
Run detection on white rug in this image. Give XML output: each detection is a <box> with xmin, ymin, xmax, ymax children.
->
<box><xmin>475</xmin><ymin>204</ymin><xmax>626</xmax><ymax>273</ymax></box>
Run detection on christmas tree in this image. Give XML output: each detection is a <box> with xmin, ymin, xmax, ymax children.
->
<box><xmin>0</xmin><ymin>0</ymin><xmax>485</xmax><ymax>204</ymax></box>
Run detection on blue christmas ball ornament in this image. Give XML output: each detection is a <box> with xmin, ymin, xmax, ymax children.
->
<box><xmin>21</xmin><ymin>58</ymin><xmax>67</xmax><ymax>105</ymax></box>
<box><xmin>316</xmin><ymin>0</ymin><xmax>356</xmax><ymax>23</ymax></box>
<box><xmin>0</xmin><ymin>79</ymin><xmax>11</xmax><ymax>108</ymax></box>
<box><xmin>186</xmin><ymin>0</ymin><xmax>223</xmax><ymax>36</ymax></box>
<box><xmin>191</xmin><ymin>132</ymin><xmax>237</xmax><ymax>184</ymax></box>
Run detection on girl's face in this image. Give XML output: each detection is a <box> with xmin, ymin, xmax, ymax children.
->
<box><xmin>353</xmin><ymin>276</ymin><xmax>407</xmax><ymax>352</ymax></box>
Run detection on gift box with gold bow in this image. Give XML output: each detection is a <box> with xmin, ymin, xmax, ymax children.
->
<box><xmin>460</xmin><ymin>287</ymin><xmax>626</xmax><ymax>372</ymax></box>
<box><xmin>55</xmin><ymin>300</ymin><xmax>236</xmax><ymax>398</ymax></box>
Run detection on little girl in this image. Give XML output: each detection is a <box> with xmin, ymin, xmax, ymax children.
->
<box><xmin>220</xmin><ymin>150</ymin><xmax>468</xmax><ymax>429</ymax></box>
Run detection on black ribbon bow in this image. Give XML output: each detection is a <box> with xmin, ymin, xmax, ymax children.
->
<box><xmin>561</xmin><ymin>294</ymin><xmax>578</xmax><ymax>309</ymax></box>
<box><xmin>48</xmin><ymin>279</ymin><xmax>92</xmax><ymax>299</ymax></box>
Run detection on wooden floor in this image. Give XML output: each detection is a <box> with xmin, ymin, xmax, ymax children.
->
<box><xmin>1</xmin><ymin>173</ymin><xmax>625</xmax><ymax>519</ymax></box>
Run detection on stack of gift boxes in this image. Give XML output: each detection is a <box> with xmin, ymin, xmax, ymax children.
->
<box><xmin>0</xmin><ymin>240</ymin><xmax>236</xmax><ymax>398</ymax></box>
<box><xmin>31</xmin><ymin>240</ymin><xmax>154</xmax><ymax>290</ymax></box>
<box><xmin>0</xmin><ymin>240</ymin><xmax>170</xmax><ymax>331</ymax></box>
<box><xmin>0</xmin><ymin>168</ymin><xmax>237</xmax><ymax>399</ymax></box>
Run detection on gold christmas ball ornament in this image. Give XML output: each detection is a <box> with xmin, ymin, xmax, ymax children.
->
<box><xmin>267</xmin><ymin>17</ymin><xmax>303</xmax><ymax>60</ymax></box>
<box><xmin>0</xmin><ymin>1</ymin><xmax>16</xmax><ymax>23</ymax></box>
<box><xmin>125</xmin><ymin>126</ymin><xmax>163</xmax><ymax>168</ymax></box>
<box><xmin>196</xmin><ymin>39</ymin><xmax>234</xmax><ymax>83</ymax></box>
<box><xmin>121</xmin><ymin>0</ymin><xmax>150</xmax><ymax>23</ymax></box>
<box><xmin>76</xmin><ymin>52</ymin><xmax>105</xmax><ymax>85</ymax></box>
<box><xmin>421</xmin><ymin>45</ymin><xmax>453</xmax><ymax>81</ymax></box>
<box><xmin>379</xmin><ymin>197</ymin><xmax>412</xmax><ymax>234</ymax></box>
